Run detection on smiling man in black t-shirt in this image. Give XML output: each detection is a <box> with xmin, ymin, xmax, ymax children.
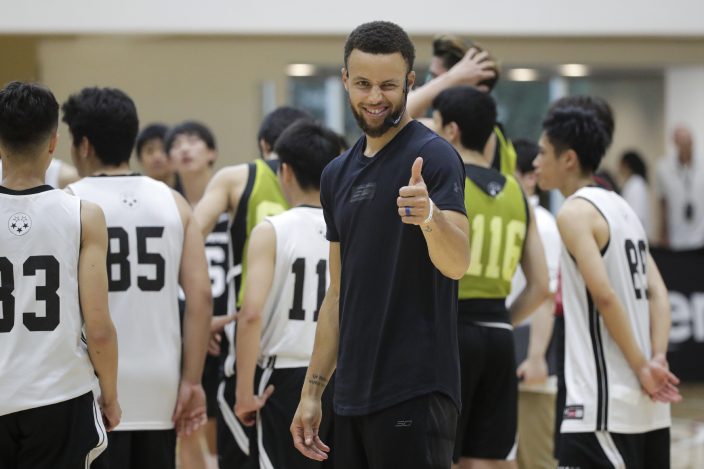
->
<box><xmin>290</xmin><ymin>21</ymin><xmax>470</xmax><ymax>469</ymax></box>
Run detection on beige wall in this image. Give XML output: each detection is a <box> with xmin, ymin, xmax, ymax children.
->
<box><xmin>0</xmin><ymin>34</ymin><xmax>701</xmax><ymax>171</ymax></box>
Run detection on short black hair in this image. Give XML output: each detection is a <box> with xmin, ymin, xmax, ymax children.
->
<box><xmin>513</xmin><ymin>138</ymin><xmax>540</xmax><ymax>174</ymax></box>
<box><xmin>542</xmin><ymin>105</ymin><xmax>609</xmax><ymax>174</ymax></box>
<box><xmin>0</xmin><ymin>81</ymin><xmax>59</xmax><ymax>156</ymax></box>
<box><xmin>621</xmin><ymin>150</ymin><xmax>648</xmax><ymax>180</ymax></box>
<box><xmin>432</xmin><ymin>35</ymin><xmax>499</xmax><ymax>91</ymax></box>
<box><xmin>432</xmin><ymin>85</ymin><xmax>496</xmax><ymax>153</ymax></box>
<box><xmin>257</xmin><ymin>106</ymin><xmax>313</xmax><ymax>149</ymax></box>
<box><xmin>344</xmin><ymin>21</ymin><xmax>415</xmax><ymax>73</ymax></box>
<box><xmin>136</xmin><ymin>123</ymin><xmax>168</xmax><ymax>159</ymax></box>
<box><xmin>548</xmin><ymin>95</ymin><xmax>614</xmax><ymax>149</ymax></box>
<box><xmin>274</xmin><ymin>120</ymin><xmax>341</xmax><ymax>191</ymax></box>
<box><xmin>164</xmin><ymin>121</ymin><xmax>216</xmax><ymax>154</ymax></box>
<box><xmin>62</xmin><ymin>87</ymin><xmax>139</xmax><ymax>167</ymax></box>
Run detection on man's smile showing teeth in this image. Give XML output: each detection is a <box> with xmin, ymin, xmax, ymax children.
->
<box><xmin>364</xmin><ymin>106</ymin><xmax>388</xmax><ymax>116</ymax></box>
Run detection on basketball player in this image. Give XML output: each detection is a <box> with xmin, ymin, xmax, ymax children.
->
<box><xmin>136</xmin><ymin>123</ymin><xmax>183</xmax><ymax>191</ymax></box>
<box><xmin>432</xmin><ymin>86</ymin><xmax>549</xmax><ymax>469</ymax></box>
<box><xmin>164</xmin><ymin>120</ymin><xmax>231</xmax><ymax>469</ymax></box>
<box><xmin>0</xmin><ymin>81</ymin><xmax>119</xmax><ymax>467</ymax></box>
<box><xmin>234</xmin><ymin>120</ymin><xmax>340</xmax><ymax>468</ymax></box>
<box><xmin>534</xmin><ymin>103</ymin><xmax>681</xmax><ymax>468</ymax></box>
<box><xmin>192</xmin><ymin>106</ymin><xmax>312</xmax><ymax>468</ymax></box>
<box><xmin>508</xmin><ymin>139</ymin><xmax>561</xmax><ymax>469</ymax></box>
<box><xmin>291</xmin><ymin>21</ymin><xmax>470</xmax><ymax>469</ymax></box>
<box><xmin>63</xmin><ymin>86</ymin><xmax>213</xmax><ymax>469</ymax></box>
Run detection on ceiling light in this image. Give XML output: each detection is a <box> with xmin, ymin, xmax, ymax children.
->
<box><xmin>286</xmin><ymin>64</ymin><xmax>317</xmax><ymax>77</ymax></box>
<box><xmin>560</xmin><ymin>64</ymin><xmax>590</xmax><ymax>77</ymax></box>
<box><xmin>507</xmin><ymin>68</ymin><xmax>539</xmax><ymax>81</ymax></box>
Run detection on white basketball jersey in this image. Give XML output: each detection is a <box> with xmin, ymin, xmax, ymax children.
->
<box><xmin>0</xmin><ymin>186</ymin><xmax>96</xmax><ymax>416</ymax></box>
<box><xmin>560</xmin><ymin>186</ymin><xmax>670</xmax><ymax>434</ymax></box>
<box><xmin>69</xmin><ymin>175</ymin><xmax>184</xmax><ymax>430</ymax></box>
<box><xmin>259</xmin><ymin>206</ymin><xmax>329</xmax><ymax>369</ymax></box>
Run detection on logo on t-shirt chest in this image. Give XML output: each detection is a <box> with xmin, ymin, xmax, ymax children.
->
<box><xmin>350</xmin><ymin>182</ymin><xmax>376</xmax><ymax>203</ymax></box>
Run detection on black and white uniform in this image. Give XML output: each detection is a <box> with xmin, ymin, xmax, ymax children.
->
<box><xmin>0</xmin><ymin>185</ymin><xmax>106</xmax><ymax>468</ymax></box>
<box><xmin>70</xmin><ymin>175</ymin><xmax>184</xmax><ymax>468</ymax></box>
<box><xmin>253</xmin><ymin>206</ymin><xmax>333</xmax><ymax>469</ymax></box>
<box><xmin>558</xmin><ymin>186</ymin><xmax>671</xmax><ymax>468</ymax></box>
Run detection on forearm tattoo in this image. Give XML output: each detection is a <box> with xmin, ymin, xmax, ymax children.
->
<box><xmin>308</xmin><ymin>374</ymin><xmax>328</xmax><ymax>388</ymax></box>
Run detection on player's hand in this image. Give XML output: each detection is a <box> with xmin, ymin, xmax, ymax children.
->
<box><xmin>446</xmin><ymin>47</ymin><xmax>496</xmax><ymax>92</ymax></box>
<box><xmin>208</xmin><ymin>312</ymin><xmax>238</xmax><ymax>356</ymax></box>
<box><xmin>99</xmin><ymin>396</ymin><xmax>121</xmax><ymax>432</ymax></box>
<box><xmin>637</xmin><ymin>359</ymin><xmax>681</xmax><ymax>403</ymax></box>
<box><xmin>398</xmin><ymin>157</ymin><xmax>432</xmax><ymax>226</ymax></box>
<box><xmin>517</xmin><ymin>356</ymin><xmax>549</xmax><ymax>386</ymax></box>
<box><xmin>235</xmin><ymin>384</ymin><xmax>275</xmax><ymax>426</ymax></box>
<box><xmin>172</xmin><ymin>381</ymin><xmax>207</xmax><ymax>436</ymax></box>
<box><xmin>291</xmin><ymin>396</ymin><xmax>330</xmax><ymax>461</ymax></box>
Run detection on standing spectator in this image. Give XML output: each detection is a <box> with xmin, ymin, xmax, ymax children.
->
<box><xmin>619</xmin><ymin>150</ymin><xmax>651</xmax><ymax>239</ymax></box>
<box><xmin>656</xmin><ymin>125</ymin><xmax>704</xmax><ymax>249</ymax></box>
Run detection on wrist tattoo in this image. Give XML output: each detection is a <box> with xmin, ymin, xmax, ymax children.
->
<box><xmin>422</xmin><ymin>224</ymin><xmax>433</xmax><ymax>233</ymax></box>
<box><xmin>308</xmin><ymin>374</ymin><xmax>328</xmax><ymax>387</ymax></box>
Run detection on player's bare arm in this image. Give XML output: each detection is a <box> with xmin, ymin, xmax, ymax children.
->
<box><xmin>193</xmin><ymin>163</ymin><xmax>249</xmax><ymax>237</ymax></box>
<box><xmin>557</xmin><ymin>198</ymin><xmax>677</xmax><ymax>398</ymax></box>
<box><xmin>79</xmin><ymin>200</ymin><xmax>121</xmax><ymax>431</ymax></box>
<box><xmin>291</xmin><ymin>242</ymin><xmax>340</xmax><ymax>462</ymax></box>
<box><xmin>407</xmin><ymin>48</ymin><xmax>495</xmax><ymax>118</ymax></box>
<box><xmin>172</xmin><ymin>190</ymin><xmax>213</xmax><ymax>435</ymax></box>
<box><xmin>397</xmin><ymin>156</ymin><xmax>469</xmax><ymax>279</ymax></box>
<box><xmin>510</xmin><ymin>203</ymin><xmax>550</xmax><ymax>325</ymax></box>
<box><xmin>235</xmin><ymin>221</ymin><xmax>277</xmax><ymax>426</ymax></box>
<box><xmin>516</xmin><ymin>297</ymin><xmax>555</xmax><ymax>385</ymax></box>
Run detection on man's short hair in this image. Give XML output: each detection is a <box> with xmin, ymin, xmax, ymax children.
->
<box><xmin>62</xmin><ymin>87</ymin><xmax>139</xmax><ymax>167</ymax></box>
<box><xmin>344</xmin><ymin>21</ymin><xmax>415</xmax><ymax>73</ymax></box>
<box><xmin>432</xmin><ymin>85</ymin><xmax>496</xmax><ymax>153</ymax></box>
<box><xmin>164</xmin><ymin>121</ymin><xmax>216</xmax><ymax>154</ymax></box>
<box><xmin>136</xmin><ymin>123</ymin><xmax>168</xmax><ymax>159</ymax></box>
<box><xmin>432</xmin><ymin>35</ymin><xmax>500</xmax><ymax>91</ymax></box>
<box><xmin>513</xmin><ymin>138</ymin><xmax>540</xmax><ymax>174</ymax></box>
<box><xmin>542</xmin><ymin>104</ymin><xmax>609</xmax><ymax>174</ymax></box>
<box><xmin>0</xmin><ymin>81</ymin><xmax>59</xmax><ymax>156</ymax></box>
<box><xmin>257</xmin><ymin>106</ymin><xmax>313</xmax><ymax>149</ymax></box>
<box><xmin>274</xmin><ymin>120</ymin><xmax>342</xmax><ymax>191</ymax></box>
<box><xmin>548</xmin><ymin>95</ymin><xmax>614</xmax><ymax>149</ymax></box>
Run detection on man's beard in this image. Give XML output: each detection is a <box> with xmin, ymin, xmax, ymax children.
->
<box><xmin>348</xmin><ymin>97</ymin><xmax>405</xmax><ymax>138</ymax></box>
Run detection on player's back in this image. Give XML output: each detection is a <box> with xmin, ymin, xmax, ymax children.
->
<box><xmin>259</xmin><ymin>206</ymin><xmax>329</xmax><ymax>368</ymax></box>
<box><xmin>560</xmin><ymin>186</ymin><xmax>670</xmax><ymax>433</ymax></box>
<box><xmin>0</xmin><ymin>186</ymin><xmax>96</xmax><ymax>415</ymax></box>
<box><xmin>69</xmin><ymin>175</ymin><xmax>184</xmax><ymax>430</ymax></box>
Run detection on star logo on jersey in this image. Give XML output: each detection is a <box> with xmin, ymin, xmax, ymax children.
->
<box><xmin>120</xmin><ymin>192</ymin><xmax>139</xmax><ymax>208</ymax></box>
<box><xmin>8</xmin><ymin>212</ymin><xmax>32</xmax><ymax>236</ymax></box>
<box><xmin>487</xmin><ymin>181</ymin><xmax>502</xmax><ymax>196</ymax></box>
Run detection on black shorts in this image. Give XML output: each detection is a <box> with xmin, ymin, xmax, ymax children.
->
<box><xmin>203</xmin><ymin>353</ymin><xmax>222</xmax><ymax>419</ymax></box>
<box><xmin>335</xmin><ymin>392</ymin><xmax>457</xmax><ymax>469</ymax></box>
<box><xmin>258</xmin><ymin>366</ymin><xmax>334</xmax><ymax>469</ymax></box>
<box><xmin>558</xmin><ymin>428</ymin><xmax>670</xmax><ymax>469</ymax></box>
<box><xmin>455</xmin><ymin>323</ymin><xmax>517</xmax><ymax>461</ymax></box>
<box><xmin>216</xmin><ymin>373</ymin><xmax>257</xmax><ymax>469</ymax></box>
<box><xmin>0</xmin><ymin>391</ymin><xmax>106</xmax><ymax>469</ymax></box>
<box><xmin>91</xmin><ymin>428</ymin><xmax>176</xmax><ymax>469</ymax></box>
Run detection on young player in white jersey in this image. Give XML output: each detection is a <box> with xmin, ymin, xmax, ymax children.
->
<box><xmin>62</xmin><ymin>86</ymin><xmax>213</xmax><ymax>469</ymax></box>
<box><xmin>0</xmin><ymin>81</ymin><xmax>119</xmax><ymax>468</ymax></box>
<box><xmin>233</xmin><ymin>120</ymin><xmax>341</xmax><ymax>468</ymax></box>
<box><xmin>534</xmin><ymin>102</ymin><xmax>681</xmax><ymax>468</ymax></box>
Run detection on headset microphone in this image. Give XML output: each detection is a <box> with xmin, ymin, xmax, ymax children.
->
<box><xmin>385</xmin><ymin>77</ymin><xmax>409</xmax><ymax>128</ymax></box>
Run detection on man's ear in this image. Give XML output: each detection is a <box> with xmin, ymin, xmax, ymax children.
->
<box><xmin>259</xmin><ymin>139</ymin><xmax>272</xmax><ymax>158</ymax></box>
<box><xmin>341</xmin><ymin>67</ymin><xmax>349</xmax><ymax>92</ymax></box>
<box><xmin>48</xmin><ymin>131</ymin><xmax>58</xmax><ymax>155</ymax></box>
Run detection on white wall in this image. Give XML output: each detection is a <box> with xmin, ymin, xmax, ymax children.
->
<box><xmin>2</xmin><ymin>0</ymin><xmax>704</xmax><ymax>36</ymax></box>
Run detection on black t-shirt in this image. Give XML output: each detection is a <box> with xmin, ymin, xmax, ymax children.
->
<box><xmin>320</xmin><ymin>120</ymin><xmax>467</xmax><ymax>416</ymax></box>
